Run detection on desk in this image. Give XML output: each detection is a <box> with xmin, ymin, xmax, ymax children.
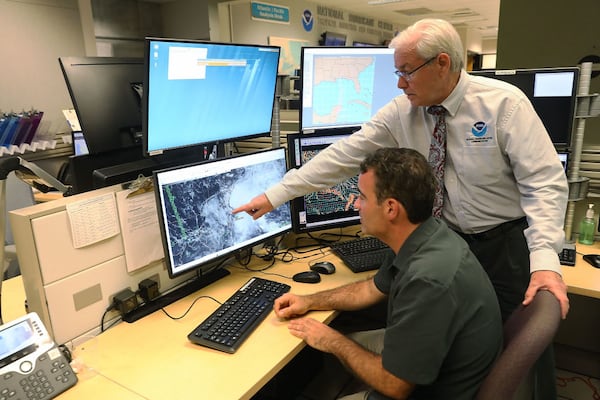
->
<box><xmin>560</xmin><ymin>242</ymin><xmax>600</xmax><ymax>298</ymax></box>
<box><xmin>61</xmin><ymin>250</ymin><xmax>372</xmax><ymax>399</ymax></box>
<box><xmin>4</xmin><ymin>241</ymin><xmax>598</xmax><ymax>398</ymax></box>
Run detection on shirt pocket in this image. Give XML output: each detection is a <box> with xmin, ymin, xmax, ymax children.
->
<box><xmin>459</xmin><ymin>146</ymin><xmax>508</xmax><ymax>187</ymax></box>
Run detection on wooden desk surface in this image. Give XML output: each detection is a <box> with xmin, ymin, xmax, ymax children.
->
<box><xmin>561</xmin><ymin>241</ymin><xmax>600</xmax><ymax>299</ymax></box>
<box><xmin>4</xmin><ymin>239</ymin><xmax>597</xmax><ymax>399</ymax></box>
<box><xmin>63</xmin><ymin>250</ymin><xmax>374</xmax><ymax>400</ymax></box>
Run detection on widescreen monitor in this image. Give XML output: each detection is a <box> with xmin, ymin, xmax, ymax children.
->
<box><xmin>300</xmin><ymin>46</ymin><xmax>401</xmax><ymax>134</ymax></box>
<box><xmin>470</xmin><ymin>67</ymin><xmax>579</xmax><ymax>148</ymax></box>
<box><xmin>59</xmin><ymin>57</ymin><xmax>144</xmax><ymax>155</ymax></box>
<box><xmin>154</xmin><ymin>147</ymin><xmax>292</xmax><ymax>278</ymax></box>
<box><xmin>287</xmin><ymin>131</ymin><xmax>360</xmax><ymax>233</ymax></box>
<box><xmin>143</xmin><ymin>38</ymin><xmax>280</xmax><ymax>156</ymax></box>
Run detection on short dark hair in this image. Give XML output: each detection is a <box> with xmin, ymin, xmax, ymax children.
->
<box><xmin>359</xmin><ymin>148</ymin><xmax>435</xmax><ymax>223</ymax></box>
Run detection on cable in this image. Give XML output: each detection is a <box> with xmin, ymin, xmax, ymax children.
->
<box><xmin>160</xmin><ymin>295</ymin><xmax>222</xmax><ymax>320</ymax></box>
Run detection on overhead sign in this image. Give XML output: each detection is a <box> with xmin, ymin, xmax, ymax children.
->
<box><xmin>251</xmin><ymin>2</ymin><xmax>289</xmax><ymax>24</ymax></box>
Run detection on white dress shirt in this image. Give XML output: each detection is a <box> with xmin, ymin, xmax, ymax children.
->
<box><xmin>266</xmin><ymin>70</ymin><xmax>568</xmax><ymax>274</ymax></box>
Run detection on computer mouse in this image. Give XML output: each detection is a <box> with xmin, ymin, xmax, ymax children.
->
<box><xmin>310</xmin><ymin>261</ymin><xmax>336</xmax><ymax>275</ymax></box>
<box><xmin>292</xmin><ymin>271</ymin><xmax>321</xmax><ymax>284</ymax></box>
<box><xmin>583</xmin><ymin>254</ymin><xmax>600</xmax><ymax>268</ymax></box>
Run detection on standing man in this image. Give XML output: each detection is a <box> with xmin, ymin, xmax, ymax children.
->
<box><xmin>274</xmin><ymin>148</ymin><xmax>502</xmax><ymax>399</ymax></box>
<box><xmin>234</xmin><ymin>18</ymin><xmax>568</xmax><ymax>397</ymax></box>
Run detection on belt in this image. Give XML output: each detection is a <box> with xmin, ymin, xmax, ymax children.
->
<box><xmin>455</xmin><ymin>217</ymin><xmax>527</xmax><ymax>242</ymax></box>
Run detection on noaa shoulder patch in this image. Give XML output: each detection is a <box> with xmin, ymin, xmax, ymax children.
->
<box><xmin>471</xmin><ymin>121</ymin><xmax>487</xmax><ymax>137</ymax></box>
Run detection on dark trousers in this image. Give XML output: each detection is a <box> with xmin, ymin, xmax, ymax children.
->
<box><xmin>455</xmin><ymin>217</ymin><xmax>557</xmax><ymax>400</ymax></box>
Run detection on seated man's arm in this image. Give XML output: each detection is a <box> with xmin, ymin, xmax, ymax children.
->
<box><xmin>288</xmin><ymin>318</ymin><xmax>414</xmax><ymax>400</ymax></box>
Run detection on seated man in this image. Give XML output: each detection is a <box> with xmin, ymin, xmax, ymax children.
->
<box><xmin>274</xmin><ymin>148</ymin><xmax>502</xmax><ymax>399</ymax></box>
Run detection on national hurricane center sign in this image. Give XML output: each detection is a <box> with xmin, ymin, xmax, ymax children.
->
<box><xmin>251</xmin><ymin>2</ymin><xmax>290</xmax><ymax>24</ymax></box>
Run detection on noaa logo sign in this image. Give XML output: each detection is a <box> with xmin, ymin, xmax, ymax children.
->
<box><xmin>302</xmin><ymin>9</ymin><xmax>313</xmax><ymax>32</ymax></box>
<box><xmin>471</xmin><ymin>121</ymin><xmax>487</xmax><ymax>137</ymax></box>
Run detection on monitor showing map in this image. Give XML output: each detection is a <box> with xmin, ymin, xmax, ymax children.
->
<box><xmin>287</xmin><ymin>131</ymin><xmax>360</xmax><ymax>233</ymax></box>
<box><xmin>154</xmin><ymin>147</ymin><xmax>292</xmax><ymax>278</ymax></box>
<box><xmin>300</xmin><ymin>46</ymin><xmax>400</xmax><ymax>133</ymax></box>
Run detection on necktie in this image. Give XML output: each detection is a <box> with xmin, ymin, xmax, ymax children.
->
<box><xmin>427</xmin><ymin>105</ymin><xmax>447</xmax><ymax>218</ymax></box>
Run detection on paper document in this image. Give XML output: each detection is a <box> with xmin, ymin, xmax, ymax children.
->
<box><xmin>116</xmin><ymin>189</ymin><xmax>164</xmax><ymax>272</ymax></box>
<box><xmin>66</xmin><ymin>193</ymin><xmax>120</xmax><ymax>248</ymax></box>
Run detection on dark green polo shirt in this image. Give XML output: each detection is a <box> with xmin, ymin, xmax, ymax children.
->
<box><xmin>373</xmin><ymin>217</ymin><xmax>502</xmax><ymax>399</ymax></box>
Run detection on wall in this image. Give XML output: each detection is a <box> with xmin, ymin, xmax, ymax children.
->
<box><xmin>0</xmin><ymin>0</ymin><xmax>86</xmax><ymax>137</ymax></box>
<box><xmin>496</xmin><ymin>0</ymin><xmax>600</xmax><ymax>147</ymax></box>
<box><xmin>221</xmin><ymin>0</ymin><xmax>398</xmax><ymax>48</ymax></box>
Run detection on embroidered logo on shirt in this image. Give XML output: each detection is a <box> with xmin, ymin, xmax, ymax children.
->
<box><xmin>465</xmin><ymin>120</ymin><xmax>494</xmax><ymax>145</ymax></box>
<box><xmin>471</xmin><ymin>121</ymin><xmax>487</xmax><ymax>137</ymax></box>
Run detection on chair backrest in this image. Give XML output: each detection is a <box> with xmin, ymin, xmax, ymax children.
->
<box><xmin>476</xmin><ymin>290</ymin><xmax>561</xmax><ymax>400</ymax></box>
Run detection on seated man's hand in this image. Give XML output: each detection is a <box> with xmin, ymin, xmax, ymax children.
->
<box><xmin>231</xmin><ymin>193</ymin><xmax>273</xmax><ymax>220</ymax></box>
<box><xmin>287</xmin><ymin>317</ymin><xmax>343</xmax><ymax>353</ymax></box>
<box><xmin>274</xmin><ymin>293</ymin><xmax>310</xmax><ymax>319</ymax></box>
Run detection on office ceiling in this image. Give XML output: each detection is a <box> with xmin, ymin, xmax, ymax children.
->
<box><xmin>323</xmin><ymin>0</ymin><xmax>500</xmax><ymax>40</ymax></box>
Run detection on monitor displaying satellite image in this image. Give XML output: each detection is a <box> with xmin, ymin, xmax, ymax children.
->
<box><xmin>154</xmin><ymin>148</ymin><xmax>291</xmax><ymax>277</ymax></box>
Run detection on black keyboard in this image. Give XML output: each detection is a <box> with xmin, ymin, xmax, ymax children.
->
<box><xmin>187</xmin><ymin>277</ymin><xmax>290</xmax><ymax>353</ymax></box>
<box><xmin>330</xmin><ymin>236</ymin><xmax>394</xmax><ymax>273</ymax></box>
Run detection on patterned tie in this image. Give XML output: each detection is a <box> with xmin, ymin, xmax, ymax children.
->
<box><xmin>427</xmin><ymin>105</ymin><xmax>447</xmax><ymax>218</ymax></box>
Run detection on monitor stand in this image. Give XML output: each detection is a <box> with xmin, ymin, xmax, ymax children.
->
<box><xmin>122</xmin><ymin>268</ymin><xmax>230</xmax><ymax>323</ymax></box>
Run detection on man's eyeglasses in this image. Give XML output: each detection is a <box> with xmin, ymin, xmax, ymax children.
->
<box><xmin>394</xmin><ymin>56</ymin><xmax>437</xmax><ymax>82</ymax></box>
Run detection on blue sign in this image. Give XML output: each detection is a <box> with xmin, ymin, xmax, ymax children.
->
<box><xmin>251</xmin><ymin>2</ymin><xmax>290</xmax><ymax>24</ymax></box>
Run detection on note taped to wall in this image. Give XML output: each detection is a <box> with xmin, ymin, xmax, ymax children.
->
<box><xmin>66</xmin><ymin>192</ymin><xmax>120</xmax><ymax>248</ymax></box>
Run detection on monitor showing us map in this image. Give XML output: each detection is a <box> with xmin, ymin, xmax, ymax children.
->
<box><xmin>154</xmin><ymin>148</ymin><xmax>291</xmax><ymax>277</ymax></box>
<box><xmin>300</xmin><ymin>46</ymin><xmax>400</xmax><ymax>133</ymax></box>
<box><xmin>287</xmin><ymin>131</ymin><xmax>360</xmax><ymax>233</ymax></box>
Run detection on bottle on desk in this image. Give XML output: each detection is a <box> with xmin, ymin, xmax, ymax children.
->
<box><xmin>578</xmin><ymin>203</ymin><xmax>596</xmax><ymax>245</ymax></box>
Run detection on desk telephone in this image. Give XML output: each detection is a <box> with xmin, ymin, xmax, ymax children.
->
<box><xmin>0</xmin><ymin>312</ymin><xmax>77</xmax><ymax>398</ymax></box>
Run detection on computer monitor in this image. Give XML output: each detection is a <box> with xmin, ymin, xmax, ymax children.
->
<box><xmin>352</xmin><ymin>41</ymin><xmax>375</xmax><ymax>47</ymax></box>
<box><xmin>287</xmin><ymin>131</ymin><xmax>360</xmax><ymax>233</ymax></box>
<box><xmin>143</xmin><ymin>38</ymin><xmax>281</xmax><ymax>157</ymax></box>
<box><xmin>300</xmin><ymin>46</ymin><xmax>400</xmax><ymax>134</ymax></box>
<box><xmin>59</xmin><ymin>57</ymin><xmax>144</xmax><ymax>155</ymax></box>
<box><xmin>470</xmin><ymin>67</ymin><xmax>579</xmax><ymax>148</ymax></box>
<box><xmin>72</xmin><ymin>131</ymin><xmax>89</xmax><ymax>156</ymax></box>
<box><xmin>154</xmin><ymin>147</ymin><xmax>292</xmax><ymax>278</ymax></box>
<box><xmin>319</xmin><ymin>32</ymin><xmax>347</xmax><ymax>46</ymax></box>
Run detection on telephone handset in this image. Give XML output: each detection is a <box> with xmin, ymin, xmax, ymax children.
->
<box><xmin>0</xmin><ymin>312</ymin><xmax>77</xmax><ymax>398</ymax></box>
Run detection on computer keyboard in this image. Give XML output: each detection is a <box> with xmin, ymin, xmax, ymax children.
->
<box><xmin>330</xmin><ymin>236</ymin><xmax>394</xmax><ymax>273</ymax></box>
<box><xmin>187</xmin><ymin>277</ymin><xmax>290</xmax><ymax>353</ymax></box>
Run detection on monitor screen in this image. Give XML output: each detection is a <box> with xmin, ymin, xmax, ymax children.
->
<box><xmin>59</xmin><ymin>57</ymin><xmax>144</xmax><ymax>155</ymax></box>
<box><xmin>143</xmin><ymin>38</ymin><xmax>281</xmax><ymax>156</ymax></box>
<box><xmin>287</xmin><ymin>131</ymin><xmax>360</xmax><ymax>233</ymax></box>
<box><xmin>72</xmin><ymin>131</ymin><xmax>89</xmax><ymax>156</ymax></box>
<box><xmin>154</xmin><ymin>147</ymin><xmax>292</xmax><ymax>278</ymax></box>
<box><xmin>352</xmin><ymin>41</ymin><xmax>376</xmax><ymax>47</ymax></box>
<box><xmin>470</xmin><ymin>67</ymin><xmax>579</xmax><ymax>148</ymax></box>
<box><xmin>300</xmin><ymin>46</ymin><xmax>401</xmax><ymax>134</ymax></box>
<box><xmin>320</xmin><ymin>32</ymin><xmax>347</xmax><ymax>46</ymax></box>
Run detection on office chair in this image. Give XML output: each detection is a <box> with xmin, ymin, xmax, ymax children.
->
<box><xmin>476</xmin><ymin>290</ymin><xmax>561</xmax><ymax>400</ymax></box>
